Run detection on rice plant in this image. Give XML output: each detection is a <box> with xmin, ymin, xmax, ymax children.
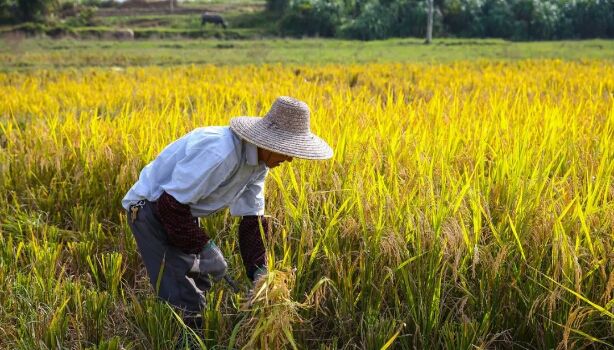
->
<box><xmin>0</xmin><ymin>60</ymin><xmax>613</xmax><ymax>348</ymax></box>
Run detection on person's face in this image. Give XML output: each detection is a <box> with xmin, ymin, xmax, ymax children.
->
<box><xmin>258</xmin><ymin>148</ymin><xmax>294</xmax><ymax>168</ymax></box>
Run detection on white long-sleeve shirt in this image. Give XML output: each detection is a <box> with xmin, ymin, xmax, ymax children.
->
<box><xmin>122</xmin><ymin>126</ymin><xmax>268</xmax><ymax>217</ymax></box>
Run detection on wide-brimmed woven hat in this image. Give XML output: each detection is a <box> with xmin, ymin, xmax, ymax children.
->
<box><xmin>230</xmin><ymin>96</ymin><xmax>333</xmax><ymax>160</ymax></box>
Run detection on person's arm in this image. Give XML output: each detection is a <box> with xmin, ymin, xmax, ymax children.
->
<box><xmin>155</xmin><ymin>191</ymin><xmax>209</xmax><ymax>254</ymax></box>
<box><xmin>238</xmin><ymin>215</ymin><xmax>268</xmax><ymax>281</ymax></box>
<box><xmin>230</xmin><ymin>169</ymin><xmax>268</xmax><ymax>281</ymax></box>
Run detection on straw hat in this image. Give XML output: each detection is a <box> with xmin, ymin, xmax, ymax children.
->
<box><xmin>230</xmin><ymin>96</ymin><xmax>333</xmax><ymax>160</ymax></box>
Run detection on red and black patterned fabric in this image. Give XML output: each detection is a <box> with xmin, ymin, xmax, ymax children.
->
<box><xmin>155</xmin><ymin>191</ymin><xmax>268</xmax><ymax>279</ymax></box>
<box><xmin>155</xmin><ymin>191</ymin><xmax>210</xmax><ymax>254</ymax></box>
<box><xmin>238</xmin><ymin>216</ymin><xmax>268</xmax><ymax>281</ymax></box>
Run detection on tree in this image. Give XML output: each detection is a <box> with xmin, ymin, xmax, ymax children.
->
<box><xmin>279</xmin><ymin>0</ymin><xmax>343</xmax><ymax>37</ymax></box>
<box><xmin>267</xmin><ymin>0</ymin><xmax>289</xmax><ymax>13</ymax></box>
<box><xmin>425</xmin><ymin>0</ymin><xmax>433</xmax><ymax>43</ymax></box>
<box><xmin>16</xmin><ymin>0</ymin><xmax>58</xmax><ymax>22</ymax></box>
<box><xmin>0</xmin><ymin>0</ymin><xmax>17</xmax><ymax>23</ymax></box>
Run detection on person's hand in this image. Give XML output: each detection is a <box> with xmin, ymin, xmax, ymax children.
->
<box><xmin>252</xmin><ymin>266</ymin><xmax>267</xmax><ymax>284</ymax></box>
<box><xmin>188</xmin><ymin>241</ymin><xmax>228</xmax><ymax>282</ymax></box>
<box><xmin>243</xmin><ymin>266</ymin><xmax>267</xmax><ymax>309</ymax></box>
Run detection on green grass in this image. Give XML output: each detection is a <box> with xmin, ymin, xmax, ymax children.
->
<box><xmin>0</xmin><ymin>4</ymin><xmax>275</xmax><ymax>42</ymax></box>
<box><xmin>94</xmin><ymin>14</ymin><xmax>205</xmax><ymax>29</ymax></box>
<box><xmin>181</xmin><ymin>0</ymin><xmax>265</xmax><ymax>4</ymax></box>
<box><xmin>94</xmin><ymin>5</ymin><xmax>271</xmax><ymax>31</ymax></box>
<box><xmin>0</xmin><ymin>38</ymin><xmax>613</xmax><ymax>70</ymax></box>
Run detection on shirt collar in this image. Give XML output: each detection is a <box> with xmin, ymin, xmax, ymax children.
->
<box><xmin>245</xmin><ymin>141</ymin><xmax>259</xmax><ymax>166</ymax></box>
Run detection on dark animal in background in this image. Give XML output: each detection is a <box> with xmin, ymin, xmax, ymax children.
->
<box><xmin>201</xmin><ymin>13</ymin><xmax>227</xmax><ymax>29</ymax></box>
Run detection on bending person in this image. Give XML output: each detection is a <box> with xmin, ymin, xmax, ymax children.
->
<box><xmin>121</xmin><ymin>96</ymin><xmax>333</xmax><ymax>346</ymax></box>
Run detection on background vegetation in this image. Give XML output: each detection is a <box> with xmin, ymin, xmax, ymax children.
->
<box><xmin>1</xmin><ymin>0</ymin><xmax>613</xmax><ymax>40</ymax></box>
<box><xmin>1</xmin><ymin>59</ymin><xmax>613</xmax><ymax>349</ymax></box>
<box><xmin>275</xmin><ymin>0</ymin><xmax>614</xmax><ymax>40</ymax></box>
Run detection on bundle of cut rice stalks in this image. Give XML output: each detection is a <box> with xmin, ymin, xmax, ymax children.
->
<box><xmin>232</xmin><ymin>269</ymin><xmax>303</xmax><ymax>350</ymax></box>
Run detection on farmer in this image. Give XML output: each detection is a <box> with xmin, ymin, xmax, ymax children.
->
<box><xmin>121</xmin><ymin>96</ymin><xmax>333</xmax><ymax>342</ymax></box>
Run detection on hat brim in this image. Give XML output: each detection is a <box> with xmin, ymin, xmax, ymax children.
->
<box><xmin>230</xmin><ymin>116</ymin><xmax>333</xmax><ymax>160</ymax></box>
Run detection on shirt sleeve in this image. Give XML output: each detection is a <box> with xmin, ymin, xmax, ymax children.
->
<box><xmin>156</xmin><ymin>191</ymin><xmax>210</xmax><ymax>254</ymax></box>
<box><xmin>229</xmin><ymin>169</ymin><xmax>267</xmax><ymax>217</ymax></box>
<box><xmin>161</xmin><ymin>136</ymin><xmax>236</xmax><ymax>206</ymax></box>
<box><xmin>238</xmin><ymin>215</ymin><xmax>268</xmax><ymax>281</ymax></box>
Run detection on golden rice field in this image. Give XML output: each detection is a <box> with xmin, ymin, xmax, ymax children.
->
<box><xmin>0</xmin><ymin>60</ymin><xmax>613</xmax><ymax>349</ymax></box>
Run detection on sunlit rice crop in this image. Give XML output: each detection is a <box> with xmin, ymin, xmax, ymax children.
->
<box><xmin>0</xmin><ymin>60</ymin><xmax>613</xmax><ymax>349</ymax></box>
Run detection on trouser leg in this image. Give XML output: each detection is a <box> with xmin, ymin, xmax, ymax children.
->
<box><xmin>126</xmin><ymin>200</ymin><xmax>209</xmax><ymax>313</ymax></box>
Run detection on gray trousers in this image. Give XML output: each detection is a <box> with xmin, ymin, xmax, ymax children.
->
<box><xmin>127</xmin><ymin>200</ymin><xmax>210</xmax><ymax>313</ymax></box>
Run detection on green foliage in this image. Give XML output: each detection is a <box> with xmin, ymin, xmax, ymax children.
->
<box><xmin>72</xmin><ymin>5</ymin><xmax>96</xmax><ymax>27</ymax></box>
<box><xmin>128</xmin><ymin>297</ymin><xmax>182</xmax><ymax>349</ymax></box>
<box><xmin>3</xmin><ymin>0</ymin><xmax>613</xmax><ymax>40</ymax></box>
<box><xmin>267</xmin><ymin>0</ymin><xmax>290</xmax><ymax>13</ymax></box>
<box><xmin>275</xmin><ymin>0</ymin><xmax>614</xmax><ymax>40</ymax></box>
<box><xmin>565</xmin><ymin>0</ymin><xmax>614</xmax><ymax>38</ymax></box>
<box><xmin>395</xmin><ymin>0</ymin><xmax>434</xmax><ymax>37</ymax></box>
<box><xmin>442</xmin><ymin>0</ymin><xmax>483</xmax><ymax>36</ymax></box>
<box><xmin>339</xmin><ymin>0</ymin><xmax>445</xmax><ymax>40</ymax></box>
<box><xmin>279</xmin><ymin>0</ymin><xmax>343</xmax><ymax>37</ymax></box>
<box><xmin>340</xmin><ymin>0</ymin><xmax>397</xmax><ymax>40</ymax></box>
<box><xmin>16</xmin><ymin>0</ymin><xmax>58</xmax><ymax>22</ymax></box>
<box><xmin>0</xmin><ymin>0</ymin><xmax>17</xmax><ymax>24</ymax></box>
<box><xmin>520</xmin><ymin>0</ymin><xmax>561</xmax><ymax>39</ymax></box>
<box><xmin>480</xmin><ymin>0</ymin><xmax>515</xmax><ymax>38</ymax></box>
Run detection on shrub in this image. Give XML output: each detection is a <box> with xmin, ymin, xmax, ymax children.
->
<box><xmin>340</xmin><ymin>0</ymin><xmax>397</xmax><ymax>40</ymax></box>
<box><xmin>340</xmin><ymin>0</ymin><xmax>442</xmax><ymax>40</ymax></box>
<box><xmin>479</xmin><ymin>0</ymin><xmax>517</xmax><ymax>38</ymax></box>
<box><xmin>528</xmin><ymin>0</ymin><xmax>561</xmax><ymax>39</ymax></box>
<box><xmin>396</xmin><ymin>0</ymin><xmax>443</xmax><ymax>38</ymax></box>
<box><xmin>0</xmin><ymin>0</ymin><xmax>18</xmax><ymax>24</ymax></box>
<box><xmin>267</xmin><ymin>0</ymin><xmax>290</xmax><ymax>13</ymax></box>
<box><xmin>16</xmin><ymin>0</ymin><xmax>59</xmax><ymax>22</ymax></box>
<box><xmin>278</xmin><ymin>0</ymin><xmax>343</xmax><ymax>37</ymax></box>
<box><xmin>442</xmin><ymin>0</ymin><xmax>484</xmax><ymax>36</ymax></box>
<box><xmin>565</xmin><ymin>0</ymin><xmax>614</xmax><ymax>38</ymax></box>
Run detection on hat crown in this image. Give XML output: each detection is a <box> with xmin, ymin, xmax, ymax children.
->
<box><xmin>264</xmin><ymin>96</ymin><xmax>310</xmax><ymax>134</ymax></box>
